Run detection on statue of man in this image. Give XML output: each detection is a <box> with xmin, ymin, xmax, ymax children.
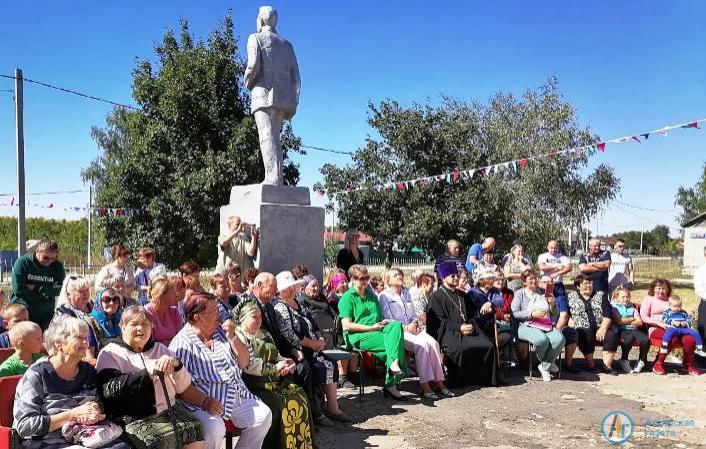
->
<box><xmin>244</xmin><ymin>6</ymin><xmax>301</xmax><ymax>186</ymax></box>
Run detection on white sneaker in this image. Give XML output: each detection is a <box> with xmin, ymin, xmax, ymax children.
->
<box><xmin>537</xmin><ymin>364</ymin><xmax>552</xmax><ymax>382</ymax></box>
<box><xmin>549</xmin><ymin>363</ymin><xmax>560</xmax><ymax>373</ymax></box>
<box><xmin>619</xmin><ymin>360</ymin><xmax>633</xmax><ymax>373</ymax></box>
<box><xmin>695</xmin><ymin>349</ymin><xmax>706</xmax><ymax>357</ymax></box>
<box><xmin>631</xmin><ymin>360</ymin><xmax>646</xmax><ymax>374</ymax></box>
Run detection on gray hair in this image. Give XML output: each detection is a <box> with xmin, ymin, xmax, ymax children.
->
<box><xmin>254</xmin><ymin>272</ymin><xmax>275</xmax><ymax>287</ymax></box>
<box><xmin>120</xmin><ymin>305</ymin><xmax>154</xmax><ymax>328</ymax></box>
<box><xmin>257</xmin><ymin>6</ymin><xmax>278</xmax><ymax>31</ymax></box>
<box><xmin>44</xmin><ymin>317</ymin><xmax>88</xmax><ymax>356</ymax></box>
<box><xmin>589</xmin><ymin>238</ymin><xmax>601</xmax><ymax>246</ymax></box>
<box><xmin>66</xmin><ymin>276</ymin><xmax>90</xmax><ymax>295</ymax></box>
<box><xmin>36</xmin><ymin>239</ymin><xmax>59</xmax><ymax>254</ymax></box>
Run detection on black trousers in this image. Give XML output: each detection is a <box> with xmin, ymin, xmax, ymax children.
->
<box><xmin>617</xmin><ymin>328</ymin><xmax>650</xmax><ymax>361</ymax></box>
<box><xmin>697</xmin><ymin>299</ymin><xmax>706</xmax><ymax>369</ymax></box>
<box><xmin>576</xmin><ymin>326</ymin><xmax>618</xmax><ymax>355</ymax></box>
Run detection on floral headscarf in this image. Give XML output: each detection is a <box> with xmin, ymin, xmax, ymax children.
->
<box><xmin>90</xmin><ymin>289</ymin><xmax>122</xmax><ymax>338</ymax></box>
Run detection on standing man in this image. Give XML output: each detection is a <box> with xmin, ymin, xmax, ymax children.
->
<box><xmin>537</xmin><ymin>239</ymin><xmax>573</xmax><ymax>300</ymax></box>
<box><xmin>9</xmin><ymin>239</ymin><xmax>65</xmax><ymax>330</ymax></box>
<box><xmin>608</xmin><ymin>238</ymin><xmax>634</xmax><ymax>292</ymax></box>
<box><xmin>578</xmin><ymin>238</ymin><xmax>612</xmax><ymax>295</ymax></box>
<box><xmin>244</xmin><ymin>5</ymin><xmax>301</xmax><ymax>186</ymax></box>
<box><xmin>465</xmin><ymin>237</ymin><xmax>496</xmax><ymax>274</ymax></box>
<box><xmin>434</xmin><ymin>239</ymin><xmax>465</xmax><ymax>282</ymax></box>
<box><xmin>694</xmin><ymin>245</ymin><xmax>706</xmax><ymax>369</ymax></box>
<box><xmin>217</xmin><ymin>215</ymin><xmax>259</xmax><ymax>274</ymax></box>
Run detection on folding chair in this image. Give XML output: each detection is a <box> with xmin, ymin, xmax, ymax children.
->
<box><xmin>224</xmin><ymin>419</ymin><xmax>242</xmax><ymax>449</ymax></box>
<box><xmin>0</xmin><ymin>348</ymin><xmax>14</xmax><ymax>365</ymax></box>
<box><xmin>0</xmin><ymin>375</ymin><xmax>23</xmax><ymax>449</ymax></box>
<box><xmin>333</xmin><ymin>316</ymin><xmax>366</xmax><ymax>401</ymax></box>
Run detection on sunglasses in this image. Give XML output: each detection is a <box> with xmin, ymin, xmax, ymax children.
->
<box><xmin>101</xmin><ymin>296</ymin><xmax>121</xmax><ymax>304</ymax></box>
<box><xmin>355</xmin><ymin>276</ymin><xmax>370</xmax><ymax>281</ymax></box>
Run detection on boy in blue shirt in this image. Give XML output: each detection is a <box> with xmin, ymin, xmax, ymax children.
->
<box><xmin>661</xmin><ymin>295</ymin><xmax>706</xmax><ymax>357</ymax></box>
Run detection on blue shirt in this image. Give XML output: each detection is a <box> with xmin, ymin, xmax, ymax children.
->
<box><xmin>465</xmin><ymin>243</ymin><xmax>483</xmax><ymax>273</ymax></box>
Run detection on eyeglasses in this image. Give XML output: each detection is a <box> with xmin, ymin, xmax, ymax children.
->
<box><xmin>102</xmin><ymin>296</ymin><xmax>121</xmax><ymax>304</ymax></box>
<box><xmin>355</xmin><ymin>276</ymin><xmax>370</xmax><ymax>281</ymax></box>
<box><xmin>69</xmin><ymin>275</ymin><xmax>85</xmax><ymax>280</ymax></box>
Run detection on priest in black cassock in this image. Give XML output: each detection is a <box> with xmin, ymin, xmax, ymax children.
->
<box><xmin>427</xmin><ymin>260</ymin><xmax>498</xmax><ymax>388</ymax></box>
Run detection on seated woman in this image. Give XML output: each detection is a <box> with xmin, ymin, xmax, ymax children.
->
<box><xmin>378</xmin><ymin>268</ymin><xmax>450</xmax><ymax>399</ymax></box>
<box><xmin>52</xmin><ymin>276</ymin><xmax>98</xmax><ymax>365</ymax></box>
<box><xmin>456</xmin><ymin>269</ymin><xmax>472</xmax><ymax>293</ymax></box>
<box><xmin>640</xmin><ymin>278</ymin><xmax>700</xmax><ymax>375</ymax></box>
<box><xmin>96</xmin><ymin>306</ymin><xmax>208</xmax><ymax>449</ymax></box>
<box><xmin>169</xmin><ymin>292</ymin><xmax>272</xmax><ymax>449</ymax></box>
<box><xmin>273</xmin><ymin>271</ymin><xmax>347</xmax><ymax>425</ymax></box>
<box><xmin>232</xmin><ymin>299</ymin><xmax>317</xmax><ymax>447</ymax></box>
<box><xmin>511</xmin><ymin>269</ymin><xmax>566</xmax><ymax>382</ymax></box>
<box><xmin>145</xmin><ymin>276</ymin><xmax>184</xmax><ymax>347</ymax></box>
<box><xmin>409</xmin><ymin>272</ymin><xmax>435</xmax><ymax>325</ymax></box>
<box><xmin>566</xmin><ymin>274</ymin><xmax>619</xmax><ymax>374</ymax></box>
<box><xmin>13</xmin><ymin>317</ymin><xmax>130</xmax><ymax>449</ymax></box>
<box><xmin>85</xmin><ymin>288</ymin><xmax>123</xmax><ymax>352</ymax></box>
<box><xmin>537</xmin><ymin>276</ymin><xmax>579</xmax><ymax>375</ymax></box>
<box><xmin>473</xmin><ymin>248</ymin><xmax>500</xmax><ymax>285</ymax></box>
<box><xmin>325</xmin><ymin>270</ymin><xmax>348</xmax><ymax>315</ymax></box>
<box><xmin>427</xmin><ymin>261</ymin><xmax>498</xmax><ymax>388</ymax></box>
<box><xmin>100</xmin><ymin>274</ymin><xmax>137</xmax><ymax>308</ymax></box>
<box><xmin>339</xmin><ymin>264</ymin><xmax>408</xmax><ymax>400</ymax></box>
<box><xmin>469</xmin><ymin>272</ymin><xmax>512</xmax><ymax>350</ymax></box>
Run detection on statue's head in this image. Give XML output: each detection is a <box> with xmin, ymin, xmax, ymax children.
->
<box><xmin>257</xmin><ymin>6</ymin><xmax>278</xmax><ymax>32</ymax></box>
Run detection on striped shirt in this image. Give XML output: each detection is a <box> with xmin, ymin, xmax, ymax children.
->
<box><xmin>169</xmin><ymin>323</ymin><xmax>255</xmax><ymax>419</ymax></box>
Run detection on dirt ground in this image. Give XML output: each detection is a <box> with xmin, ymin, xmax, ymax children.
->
<box><xmin>315</xmin><ymin>359</ymin><xmax>706</xmax><ymax>449</ymax></box>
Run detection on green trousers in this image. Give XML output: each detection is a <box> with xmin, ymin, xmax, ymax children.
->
<box><xmin>349</xmin><ymin>321</ymin><xmax>407</xmax><ymax>387</ymax></box>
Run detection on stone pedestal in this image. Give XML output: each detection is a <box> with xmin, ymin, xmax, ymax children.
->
<box><xmin>219</xmin><ymin>184</ymin><xmax>325</xmax><ymax>282</ymax></box>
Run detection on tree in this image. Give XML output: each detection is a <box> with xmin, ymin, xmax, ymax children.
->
<box><xmin>317</xmin><ymin>80</ymin><xmax>620</xmax><ymax>265</ymax></box>
<box><xmin>675</xmin><ymin>162</ymin><xmax>706</xmax><ymax>224</ymax></box>
<box><xmin>83</xmin><ymin>13</ymin><xmax>302</xmax><ymax>268</ymax></box>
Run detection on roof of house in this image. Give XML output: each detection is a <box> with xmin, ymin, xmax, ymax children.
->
<box><xmin>324</xmin><ymin>230</ymin><xmax>372</xmax><ymax>243</ymax></box>
<box><xmin>683</xmin><ymin>212</ymin><xmax>706</xmax><ymax>228</ymax></box>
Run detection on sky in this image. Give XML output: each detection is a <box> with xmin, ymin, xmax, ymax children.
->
<box><xmin>1</xmin><ymin>0</ymin><xmax>705</xmax><ymax>239</ymax></box>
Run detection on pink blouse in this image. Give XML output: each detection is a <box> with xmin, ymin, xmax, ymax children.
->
<box><xmin>145</xmin><ymin>303</ymin><xmax>184</xmax><ymax>346</ymax></box>
<box><xmin>638</xmin><ymin>295</ymin><xmax>668</xmax><ymax>337</ymax></box>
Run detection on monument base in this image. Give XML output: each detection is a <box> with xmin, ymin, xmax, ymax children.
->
<box><xmin>220</xmin><ymin>184</ymin><xmax>325</xmax><ymax>282</ymax></box>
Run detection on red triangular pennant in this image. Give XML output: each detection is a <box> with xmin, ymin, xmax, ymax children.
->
<box><xmin>519</xmin><ymin>159</ymin><xmax>528</xmax><ymax>168</ymax></box>
<box><xmin>451</xmin><ymin>171</ymin><xmax>460</xmax><ymax>181</ymax></box>
<box><xmin>597</xmin><ymin>143</ymin><xmax>606</xmax><ymax>152</ymax></box>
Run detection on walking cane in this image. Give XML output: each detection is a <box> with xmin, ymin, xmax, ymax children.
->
<box><xmin>155</xmin><ymin>370</ymin><xmax>183</xmax><ymax>449</ymax></box>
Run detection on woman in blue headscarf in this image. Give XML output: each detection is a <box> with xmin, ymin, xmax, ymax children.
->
<box><xmin>86</xmin><ymin>287</ymin><xmax>123</xmax><ymax>352</ymax></box>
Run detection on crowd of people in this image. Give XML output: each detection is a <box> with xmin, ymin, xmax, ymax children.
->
<box><xmin>0</xmin><ymin>228</ymin><xmax>705</xmax><ymax>449</ymax></box>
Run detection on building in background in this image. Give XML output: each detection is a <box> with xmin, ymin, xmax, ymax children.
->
<box><xmin>683</xmin><ymin>212</ymin><xmax>706</xmax><ymax>274</ymax></box>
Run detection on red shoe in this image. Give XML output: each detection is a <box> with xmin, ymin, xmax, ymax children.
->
<box><xmin>652</xmin><ymin>363</ymin><xmax>666</xmax><ymax>375</ymax></box>
<box><xmin>687</xmin><ymin>367</ymin><xmax>702</xmax><ymax>376</ymax></box>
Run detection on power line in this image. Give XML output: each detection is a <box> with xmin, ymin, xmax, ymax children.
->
<box><xmin>0</xmin><ymin>189</ymin><xmax>88</xmax><ymax>197</ymax></box>
<box><xmin>614</xmin><ymin>199</ymin><xmax>676</xmax><ymax>213</ymax></box>
<box><xmin>0</xmin><ymin>73</ymin><xmax>139</xmax><ymax>110</ymax></box>
<box><xmin>300</xmin><ymin>144</ymin><xmax>354</xmax><ymax>155</ymax></box>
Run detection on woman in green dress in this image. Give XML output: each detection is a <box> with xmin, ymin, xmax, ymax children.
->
<box><xmin>339</xmin><ymin>264</ymin><xmax>408</xmax><ymax>400</ymax></box>
<box><xmin>231</xmin><ymin>299</ymin><xmax>316</xmax><ymax>449</ymax></box>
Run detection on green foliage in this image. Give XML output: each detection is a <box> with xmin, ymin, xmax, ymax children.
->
<box><xmin>83</xmin><ymin>12</ymin><xmax>302</xmax><ymax>269</ymax></box>
<box><xmin>675</xmin><ymin>162</ymin><xmax>706</xmax><ymax>224</ymax></box>
<box><xmin>0</xmin><ymin>217</ymin><xmax>104</xmax><ymax>265</ymax></box>
<box><xmin>317</xmin><ymin>79</ymin><xmax>620</xmax><ymax>261</ymax></box>
<box><xmin>611</xmin><ymin>224</ymin><xmax>680</xmax><ymax>256</ymax></box>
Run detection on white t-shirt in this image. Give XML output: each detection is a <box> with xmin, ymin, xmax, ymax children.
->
<box><xmin>608</xmin><ymin>252</ymin><xmax>633</xmax><ymax>289</ymax></box>
<box><xmin>537</xmin><ymin>252</ymin><xmax>570</xmax><ymax>283</ymax></box>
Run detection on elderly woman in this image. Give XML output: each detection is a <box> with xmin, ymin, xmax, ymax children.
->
<box><xmin>233</xmin><ymin>299</ymin><xmax>317</xmax><ymax>448</ymax></box>
<box><xmin>511</xmin><ymin>269</ymin><xmax>566</xmax><ymax>382</ymax></box>
<box><xmin>640</xmin><ymin>278</ymin><xmax>700</xmax><ymax>375</ymax></box>
<box><xmin>96</xmin><ymin>306</ymin><xmax>207</xmax><ymax>449</ymax></box>
<box><xmin>409</xmin><ymin>273</ymin><xmax>435</xmax><ymax>325</ymax></box>
<box><xmin>469</xmin><ymin>272</ymin><xmax>512</xmax><ymax>349</ymax></box>
<box><xmin>566</xmin><ymin>274</ymin><xmax>618</xmax><ymax>374</ymax></box>
<box><xmin>145</xmin><ymin>276</ymin><xmax>184</xmax><ymax>346</ymax></box>
<box><xmin>169</xmin><ymin>293</ymin><xmax>272</xmax><ymax>449</ymax></box>
<box><xmin>296</xmin><ymin>274</ymin><xmax>337</xmax><ymax>349</ymax></box>
<box><xmin>379</xmin><ymin>268</ymin><xmax>449</xmax><ymax>399</ymax></box>
<box><xmin>52</xmin><ymin>276</ymin><xmax>97</xmax><ymax>365</ymax></box>
<box><xmin>339</xmin><ymin>264</ymin><xmax>407</xmax><ymax>400</ymax></box>
<box><xmin>274</xmin><ymin>271</ymin><xmax>349</xmax><ymax>424</ymax></box>
<box><xmin>94</xmin><ymin>244</ymin><xmax>136</xmax><ymax>296</ymax></box>
<box><xmin>504</xmin><ymin>245</ymin><xmax>532</xmax><ymax>292</ymax></box>
<box><xmin>85</xmin><ymin>288</ymin><xmax>123</xmax><ymax>352</ymax></box>
<box><xmin>100</xmin><ymin>275</ymin><xmax>136</xmax><ymax>308</ymax></box>
<box><xmin>336</xmin><ymin>230</ymin><xmax>365</xmax><ymax>279</ymax></box>
<box><xmin>473</xmin><ymin>248</ymin><xmax>500</xmax><ymax>285</ymax></box>
<box><xmin>13</xmin><ymin>317</ymin><xmax>130</xmax><ymax>449</ymax></box>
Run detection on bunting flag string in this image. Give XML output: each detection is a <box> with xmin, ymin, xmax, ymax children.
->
<box><xmin>0</xmin><ymin>201</ymin><xmax>147</xmax><ymax>217</ymax></box>
<box><xmin>317</xmin><ymin>116</ymin><xmax>705</xmax><ymax>197</ymax></box>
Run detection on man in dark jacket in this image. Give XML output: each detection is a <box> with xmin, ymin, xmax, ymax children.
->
<box><xmin>10</xmin><ymin>239</ymin><xmax>65</xmax><ymax>330</ymax></box>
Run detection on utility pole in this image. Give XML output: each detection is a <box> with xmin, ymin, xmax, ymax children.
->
<box><xmin>87</xmin><ymin>184</ymin><xmax>92</xmax><ymax>266</ymax></box>
<box><xmin>15</xmin><ymin>68</ymin><xmax>26</xmax><ymax>256</ymax></box>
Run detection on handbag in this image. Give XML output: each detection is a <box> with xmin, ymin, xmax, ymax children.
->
<box><xmin>122</xmin><ymin>371</ymin><xmax>203</xmax><ymax>449</ymax></box>
<box><xmin>62</xmin><ymin>421</ymin><xmax>123</xmax><ymax>449</ymax></box>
